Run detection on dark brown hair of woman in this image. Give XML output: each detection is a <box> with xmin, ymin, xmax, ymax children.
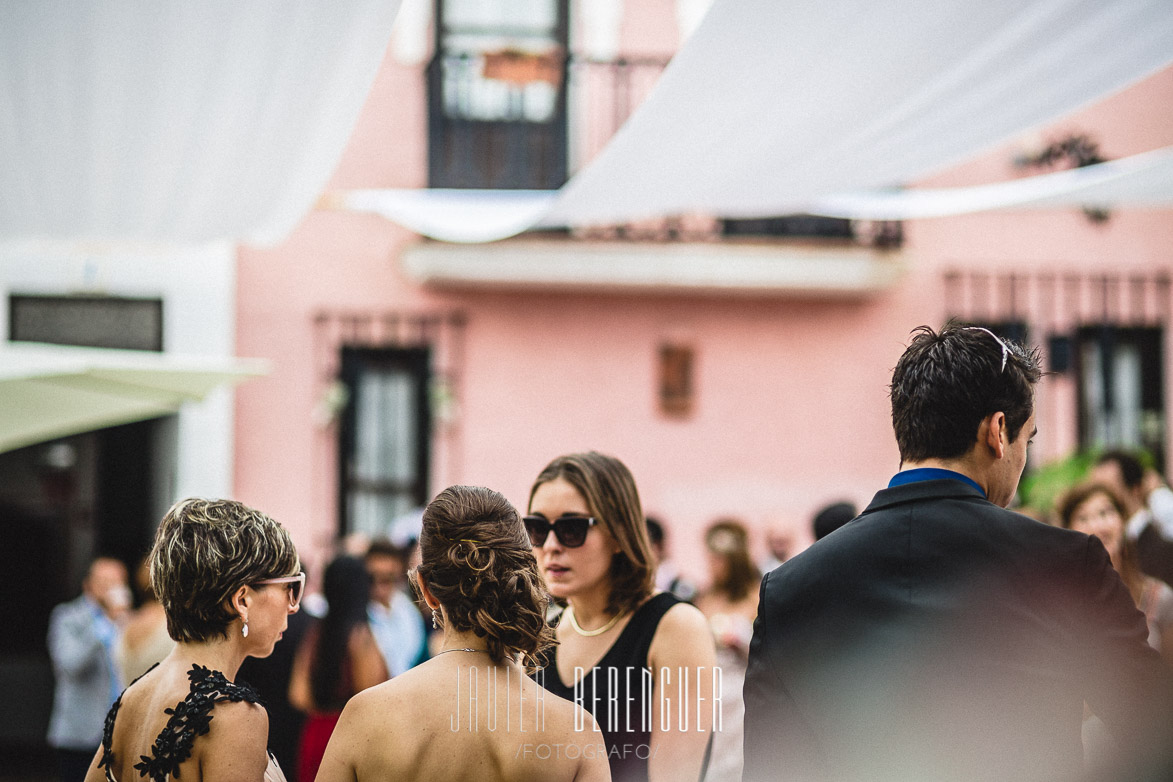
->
<box><xmin>529</xmin><ymin>451</ymin><xmax>656</xmax><ymax>616</ymax></box>
<box><xmin>409</xmin><ymin>485</ymin><xmax>556</xmax><ymax>673</ymax></box>
<box><xmin>1056</xmin><ymin>480</ymin><xmax>1145</xmax><ymax>603</ymax></box>
<box><xmin>705</xmin><ymin>518</ymin><xmax>761</xmax><ymax>602</ymax></box>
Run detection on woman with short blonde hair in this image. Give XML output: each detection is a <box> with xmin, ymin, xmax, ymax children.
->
<box><xmin>87</xmin><ymin>498</ymin><xmax>302</xmax><ymax>782</ymax></box>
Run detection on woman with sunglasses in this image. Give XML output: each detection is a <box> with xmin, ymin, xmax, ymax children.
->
<box><xmin>316</xmin><ymin>485</ymin><xmax>609</xmax><ymax>782</ymax></box>
<box><xmin>86</xmin><ymin>498</ymin><xmax>302</xmax><ymax>782</ymax></box>
<box><xmin>528</xmin><ymin>452</ymin><xmax>717</xmax><ymax>782</ymax></box>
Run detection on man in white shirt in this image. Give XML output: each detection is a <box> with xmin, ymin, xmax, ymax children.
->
<box><xmin>365</xmin><ymin>539</ymin><xmax>426</xmax><ymax>676</ymax></box>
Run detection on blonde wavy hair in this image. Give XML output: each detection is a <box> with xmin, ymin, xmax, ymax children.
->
<box><xmin>150</xmin><ymin>498</ymin><xmax>299</xmax><ymax>643</ymax></box>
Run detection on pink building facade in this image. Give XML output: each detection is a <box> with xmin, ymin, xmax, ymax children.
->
<box><xmin>234</xmin><ymin>2</ymin><xmax>1173</xmax><ymax>581</ymax></box>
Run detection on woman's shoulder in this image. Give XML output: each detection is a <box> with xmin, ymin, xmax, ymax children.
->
<box><xmin>347</xmin><ymin>621</ymin><xmax>380</xmax><ymax>650</ymax></box>
<box><xmin>191</xmin><ymin>667</ymin><xmax>269</xmax><ymax>760</ymax></box>
<box><xmin>195</xmin><ymin>698</ymin><xmax>270</xmax><ymax>779</ymax></box>
<box><xmin>648</xmin><ymin>598</ymin><xmax>715</xmax><ymax>665</ymax></box>
<box><xmin>656</xmin><ymin>597</ymin><xmax>711</xmax><ymax>634</ymax></box>
<box><xmin>339</xmin><ymin>665</ymin><xmax>418</xmax><ymax>717</ymax></box>
<box><xmin>204</xmin><ymin>695</ymin><xmax>268</xmax><ymax>736</ymax></box>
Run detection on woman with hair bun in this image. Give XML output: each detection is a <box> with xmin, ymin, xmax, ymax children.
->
<box><xmin>316</xmin><ymin>485</ymin><xmax>609</xmax><ymax>782</ymax></box>
<box><xmin>528</xmin><ymin>452</ymin><xmax>716</xmax><ymax>782</ymax></box>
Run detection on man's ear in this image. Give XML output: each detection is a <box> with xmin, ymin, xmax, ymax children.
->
<box><xmin>985</xmin><ymin>412</ymin><xmax>1007</xmax><ymax>459</ymax></box>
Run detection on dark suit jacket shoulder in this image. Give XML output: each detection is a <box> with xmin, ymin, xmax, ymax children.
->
<box><xmin>743</xmin><ymin>479</ymin><xmax>1173</xmax><ymax>782</ymax></box>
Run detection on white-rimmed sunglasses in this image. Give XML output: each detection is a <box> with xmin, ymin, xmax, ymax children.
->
<box><xmin>253</xmin><ymin>571</ymin><xmax>306</xmax><ymax>609</ymax></box>
<box><xmin>964</xmin><ymin>326</ymin><xmax>1010</xmax><ymax>373</ymax></box>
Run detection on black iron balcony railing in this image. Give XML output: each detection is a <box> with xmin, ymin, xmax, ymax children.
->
<box><xmin>426</xmin><ymin>52</ymin><xmax>901</xmax><ymax>247</ymax></box>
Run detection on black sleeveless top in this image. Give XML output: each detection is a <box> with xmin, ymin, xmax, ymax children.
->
<box><xmin>537</xmin><ymin>592</ymin><xmax>681</xmax><ymax>782</ymax></box>
<box><xmin>99</xmin><ymin>664</ymin><xmax>262</xmax><ymax>782</ymax></box>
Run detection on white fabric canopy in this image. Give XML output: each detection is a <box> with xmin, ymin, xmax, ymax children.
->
<box><xmin>2</xmin><ymin>0</ymin><xmax>1170</xmax><ymax>247</ymax></box>
<box><xmin>334</xmin><ymin>0</ymin><xmax>1173</xmax><ymax>242</ymax></box>
<box><xmin>808</xmin><ymin>145</ymin><xmax>1173</xmax><ymax>220</ymax></box>
<box><xmin>324</xmin><ymin>189</ymin><xmax>558</xmax><ymax>244</ymax></box>
<box><xmin>0</xmin><ymin>0</ymin><xmax>401</xmax><ymax>246</ymax></box>
<box><xmin>547</xmin><ymin>0</ymin><xmax>1173</xmax><ymax>224</ymax></box>
<box><xmin>335</xmin><ymin>144</ymin><xmax>1173</xmax><ymax>241</ymax></box>
<box><xmin>0</xmin><ymin>342</ymin><xmax>268</xmax><ymax>454</ymax></box>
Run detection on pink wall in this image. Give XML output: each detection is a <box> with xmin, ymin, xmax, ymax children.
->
<box><xmin>234</xmin><ymin>12</ymin><xmax>1173</xmax><ymax>584</ymax></box>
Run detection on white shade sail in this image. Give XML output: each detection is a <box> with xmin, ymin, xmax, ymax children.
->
<box><xmin>0</xmin><ymin>342</ymin><xmax>268</xmax><ymax>454</ymax></box>
<box><xmin>546</xmin><ymin>0</ymin><xmax>1173</xmax><ymax>225</ymax></box>
<box><xmin>1</xmin><ymin>0</ymin><xmax>1169</xmax><ymax>247</ymax></box>
<box><xmin>334</xmin><ymin>0</ymin><xmax>1173</xmax><ymax>242</ymax></box>
<box><xmin>334</xmin><ymin>143</ymin><xmax>1173</xmax><ymax>242</ymax></box>
<box><xmin>807</xmin><ymin>145</ymin><xmax>1173</xmax><ymax>220</ymax></box>
<box><xmin>0</xmin><ymin>0</ymin><xmax>401</xmax><ymax>246</ymax></box>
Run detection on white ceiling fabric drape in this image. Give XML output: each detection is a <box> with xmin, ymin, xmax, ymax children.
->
<box><xmin>335</xmin><ymin>143</ymin><xmax>1173</xmax><ymax>242</ymax></box>
<box><xmin>335</xmin><ymin>0</ymin><xmax>1173</xmax><ymax>242</ymax></box>
<box><xmin>0</xmin><ymin>0</ymin><xmax>401</xmax><ymax>246</ymax></box>
<box><xmin>544</xmin><ymin>0</ymin><xmax>1173</xmax><ymax>225</ymax></box>
<box><xmin>2</xmin><ymin>0</ymin><xmax>1170</xmax><ymax>247</ymax></box>
<box><xmin>806</xmin><ymin>145</ymin><xmax>1173</xmax><ymax>220</ymax></box>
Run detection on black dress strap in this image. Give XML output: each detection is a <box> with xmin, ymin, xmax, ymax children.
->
<box><xmin>538</xmin><ymin>592</ymin><xmax>684</xmax><ymax>782</ymax></box>
<box><xmin>601</xmin><ymin>592</ymin><xmax>679</xmax><ymax>670</ymax></box>
<box><xmin>98</xmin><ymin>664</ymin><xmax>262</xmax><ymax>782</ymax></box>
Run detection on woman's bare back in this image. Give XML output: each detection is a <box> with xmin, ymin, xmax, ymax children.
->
<box><xmin>87</xmin><ymin>660</ymin><xmax>270</xmax><ymax>782</ymax></box>
<box><xmin>317</xmin><ymin>656</ymin><xmax>610</xmax><ymax>782</ymax></box>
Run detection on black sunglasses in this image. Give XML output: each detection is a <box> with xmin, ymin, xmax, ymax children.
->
<box><xmin>522</xmin><ymin>515</ymin><xmax>599</xmax><ymax>548</ymax></box>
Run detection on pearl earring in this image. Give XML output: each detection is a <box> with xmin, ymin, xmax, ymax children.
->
<box><xmin>431</xmin><ymin>609</ymin><xmax>440</xmax><ymax>630</ymax></box>
<box><xmin>242</xmin><ymin>621</ymin><xmax>249</xmax><ymax>638</ymax></box>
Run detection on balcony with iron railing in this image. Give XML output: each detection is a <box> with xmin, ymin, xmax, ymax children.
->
<box><xmin>414</xmin><ymin>51</ymin><xmax>905</xmax><ymax>297</ymax></box>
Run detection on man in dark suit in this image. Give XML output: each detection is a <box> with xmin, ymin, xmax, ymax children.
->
<box><xmin>743</xmin><ymin>323</ymin><xmax>1173</xmax><ymax>782</ymax></box>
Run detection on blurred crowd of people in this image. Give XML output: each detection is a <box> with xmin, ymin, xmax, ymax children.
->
<box><xmin>45</xmin><ymin>442</ymin><xmax>1173</xmax><ymax>782</ymax></box>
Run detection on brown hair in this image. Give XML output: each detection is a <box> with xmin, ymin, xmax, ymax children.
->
<box><xmin>890</xmin><ymin>322</ymin><xmax>1042</xmax><ymax>463</ymax></box>
<box><xmin>529</xmin><ymin>452</ymin><xmax>655</xmax><ymax>615</ymax></box>
<box><xmin>150</xmin><ymin>498</ymin><xmax>299</xmax><ymax>643</ymax></box>
<box><xmin>410</xmin><ymin>485</ymin><xmax>555</xmax><ymax>672</ymax></box>
<box><xmin>1056</xmin><ymin>481</ymin><xmax>1144</xmax><ymax>604</ymax></box>
<box><xmin>705</xmin><ymin>518</ymin><xmax>761</xmax><ymax>602</ymax></box>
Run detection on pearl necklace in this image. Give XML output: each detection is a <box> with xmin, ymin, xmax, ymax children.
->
<box><xmin>565</xmin><ymin>605</ymin><xmax>625</xmax><ymax>637</ymax></box>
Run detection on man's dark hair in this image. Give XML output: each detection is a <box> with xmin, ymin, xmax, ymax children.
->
<box><xmin>366</xmin><ymin>537</ymin><xmax>407</xmax><ymax>563</ymax></box>
<box><xmin>813</xmin><ymin>501</ymin><xmax>857</xmax><ymax>540</ymax></box>
<box><xmin>645</xmin><ymin>516</ymin><xmax>665</xmax><ymax>547</ymax></box>
<box><xmin>1095</xmin><ymin>449</ymin><xmax>1145</xmax><ymax>489</ymax></box>
<box><xmin>890</xmin><ymin>323</ymin><xmax>1042</xmax><ymax>463</ymax></box>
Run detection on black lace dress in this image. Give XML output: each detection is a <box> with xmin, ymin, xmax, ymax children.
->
<box><xmin>98</xmin><ymin>664</ymin><xmax>286</xmax><ymax>782</ymax></box>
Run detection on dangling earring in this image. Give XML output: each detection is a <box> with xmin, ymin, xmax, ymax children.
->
<box><xmin>241</xmin><ymin>619</ymin><xmax>249</xmax><ymax>638</ymax></box>
<box><xmin>431</xmin><ymin>609</ymin><xmax>440</xmax><ymax>630</ymax></box>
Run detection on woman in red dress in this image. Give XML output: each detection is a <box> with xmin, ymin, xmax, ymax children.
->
<box><xmin>289</xmin><ymin>555</ymin><xmax>388</xmax><ymax>781</ymax></box>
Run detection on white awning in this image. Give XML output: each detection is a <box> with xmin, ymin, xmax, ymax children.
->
<box><xmin>0</xmin><ymin>342</ymin><xmax>268</xmax><ymax>453</ymax></box>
